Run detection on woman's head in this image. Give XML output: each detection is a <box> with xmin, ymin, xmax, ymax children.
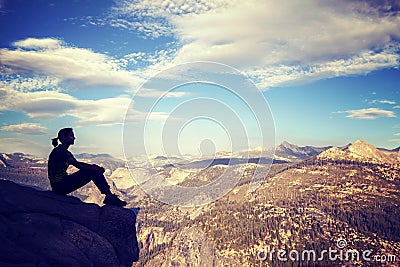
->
<box><xmin>51</xmin><ymin>128</ymin><xmax>75</xmax><ymax>147</ymax></box>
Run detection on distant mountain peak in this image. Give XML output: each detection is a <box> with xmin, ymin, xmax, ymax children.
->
<box><xmin>279</xmin><ymin>141</ymin><xmax>297</xmax><ymax>149</ymax></box>
<box><xmin>351</xmin><ymin>139</ymin><xmax>373</xmax><ymax>148</ymax></box>
<box><xmin>348</xmin><ymin>140</ymin><xmax>382</xmax><ymax>158</ymax></box>
<box><xmin>280</xmin><ymin>140</ymin><xmax>292</xmax><ymax>146</ymax></box>
<box><xmin>275</xmin><ymin>141</ymin><xmax>331</xmax><ymax>162</ymax></box>
<box><xmin>318</xmin><ymin>140</ymin><xmax>398</xmax><ymax>164</ymax></box>
<box><xmin>353</xmin><ymin>139</ymin><xmax>367</xmax><ymax>144</ymax></box>
<box><xmin>277</xmin><ymin>141</ymin><xmax>298</xmax><ymax>150</ymax></box>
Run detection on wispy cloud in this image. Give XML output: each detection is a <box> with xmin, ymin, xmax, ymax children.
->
<box><xmin>0</xmin><ymin>0</ymin><xmax>7</xmax><ymax>15</ymax></box>
<box><xmin>370</xmin><ymin>99</ymin><xmax>396</xmax><ymax>105</ymax></box>
<box><xmin>4</xmin><ymin>76</ymin><xmax>60</xmax><ymax>92</ymax></box>
<box><xmin>0</xmin><ymin>123</ymin><xmax>47</xmax><ymax>135</ymax></box>
<box><xmin>343</xmin><ymin>107</ymin><xmax>396</xmax><ymax>120</ymax></box>
<box><xmin>247</xmin><ymin>47</ymin><xmax>399</xmax><ymax>88</ymax></box>
<box><xmin>108</xmin><ymin>0</ymin><xmax>230</xmax><ymax>38</ymax></box>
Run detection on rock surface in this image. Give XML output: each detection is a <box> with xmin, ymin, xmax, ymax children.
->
<box><xmin>0</xmin><ymin>179</ymin><xmax>139</xmax><ymax>267</ymax></box>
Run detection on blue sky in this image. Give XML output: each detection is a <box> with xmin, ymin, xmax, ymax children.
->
<box><xmin>0</xmin><ymin>0</ymin><xmax>399</xmax><ymax>157</ymax></box>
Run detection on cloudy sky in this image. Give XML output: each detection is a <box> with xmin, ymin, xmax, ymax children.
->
<box><xmin>0</xmin><ymin>0</ymin><xmax>399</xmax><ymax>158</ymax></box>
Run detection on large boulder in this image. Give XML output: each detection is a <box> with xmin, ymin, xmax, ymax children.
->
<box><xmin>0</xmin><ymin>179</ymin><xmax>139</xmax><ymax>267</ymax></box>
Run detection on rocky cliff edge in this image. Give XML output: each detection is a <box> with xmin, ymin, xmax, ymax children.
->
<box><xmin>0</xmin><ymin>179</ymin><xmax>139</xmax><ymax>267</ymax></box>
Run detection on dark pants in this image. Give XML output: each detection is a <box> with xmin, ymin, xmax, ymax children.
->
<box><xmin>51</xmin><ymin>169</ymin><xmax>112</xmax><ymax>195</ymax></box>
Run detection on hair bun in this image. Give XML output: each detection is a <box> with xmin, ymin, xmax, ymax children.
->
<box><xmin>51</xmin><ymin>137</ymin><xmax>59</xmax><ymax>147</ymax></box>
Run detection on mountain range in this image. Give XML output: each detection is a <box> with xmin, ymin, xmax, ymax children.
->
<box><xmin>0</xmin><ymin>140</ymin><xmax>399</xmax><ymax>266</ymax></box>
<box><xmin>125</xmin><ymin>140</ymin><xmax>399</xmax><ymax>266</ymax></box>
<box><xmin>2</xmin><ymin>140</ymin><xmax>397</xmax><ymax>169</ymax></box>
<box><xmin>75</xmin><ymin>153</ymin><xmax>113</xmax><ymax>159</ymax></box>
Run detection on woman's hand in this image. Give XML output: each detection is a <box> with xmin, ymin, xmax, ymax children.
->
<box><xmin>69</xmin><ymin>157</ymin><xmax>106</xmax><ymax>173</ymax></box>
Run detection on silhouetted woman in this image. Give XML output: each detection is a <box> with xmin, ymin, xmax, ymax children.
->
<box><xmin>48</xmin><ymin>128</ymin><xmax>126</xmax><ymax>207</ymax></box>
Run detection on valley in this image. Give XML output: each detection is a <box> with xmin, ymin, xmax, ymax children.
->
<box><xmin>1</xmin><ymin>140</ymin><xmax>399</xmax><ymax>266</ymax></box>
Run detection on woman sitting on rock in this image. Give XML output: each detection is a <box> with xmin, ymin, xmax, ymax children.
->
<box><xmin>48</xmin><ymin>127</ymin><xmax>126</xmax><ymax>207</ymax></box>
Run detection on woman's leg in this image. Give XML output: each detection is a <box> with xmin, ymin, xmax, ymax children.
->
<box><xmin>89</xmin><ymin>171</ymin><xmax>112</xmax><ymax>195</ymax></box>
<box><xmin>52</xmin><ymin>170</ymin><xmax>111</xmax><ymax>195</ymax></box>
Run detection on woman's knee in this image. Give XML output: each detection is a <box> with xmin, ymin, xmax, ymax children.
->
<box><xmin>79</xmin><ymin>169</ymin><xmax>102</xmax><ymax>177</ymax></box>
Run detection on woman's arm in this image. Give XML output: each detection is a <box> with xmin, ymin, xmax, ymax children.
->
<box><xmin>66</xmin><ymin>155</ymin><xmax>105</xmax><ymax>173</ymax></box>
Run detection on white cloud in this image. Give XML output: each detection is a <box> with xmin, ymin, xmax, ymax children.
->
<box><xmin>135</xmin><ymin>88</ymin><xmax>189</xmax><ymax>98</ymax></box>
<box><xmin>110</xmin><ymin>0</ymin><xmax>400</xmax><ymax>89</ymax></box>
<box><xmin>172</xmin><ymin>0</ymin><xmax>400</xmax><ymax>87</ymax></box>
<box><xmin>0</xmin><ymin>123</ymin><xmax>47</xmax><ymax>135</ymax></box>
<box><xmin>0</xmin><ymin>38</ymin><xmax>145</xmax><ymax>90</ymax></box>
<box><xmin>344</xmin><ymin>107</ymin><xmax>396</xmax><ymax>119</ymax></box>
<box><xmin>0</xmin><ymin>83</ymin><xmax>125</xmax><ymax>125</ymax></box>
<box><xmin>0</xmin><ymin>82</ymin><xmax>175</xmax><ymax>126</ymax></box>
<box><xmin>13</xmin><ymin>38</ymin><xmax>62</xmax><ymax>50</ymax></box>
<box><xmin>170</xmin><ymin>0</ymin><xmax>400</xmax><ymax>64</ymax></box>
<box><xmin>0</xmin><ymin>38</ymin><xmax>189</xmax><ymax>98</ymax></box>
<box><xmin>74</xmin><ymin>96</ymin><xmax>133</xmax><ymax>126</ymax></box>
<box><xmin>0</xmin><ymin>36</ymin><xmax>189</xmax><ymax>129</ymax></box>
<box><xmin>6</xmin><ymin>1</ymin><xmax>398</xmax><ymax>95</ymax></box>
